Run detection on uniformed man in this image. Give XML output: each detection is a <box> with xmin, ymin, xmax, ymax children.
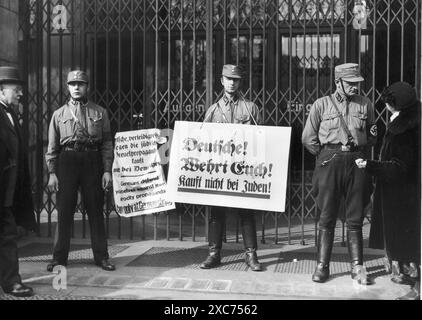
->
<box><xmin>302</xmin><ymin>63</ymin><xmax>377</xmax><ymax>285</ymax></box>
<box><xmin>45</xmin><ymin>70</ymin><xmax>115</xmax><ymax>271</ymax></box>
<box><xmin>200</xmin><ymin>64</ymin><xmax>263</xmax><ymax>271</ymax></box>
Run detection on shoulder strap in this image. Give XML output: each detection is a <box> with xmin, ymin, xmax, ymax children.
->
<box><xmin>238</xmin><ymin>95</ymin><xmax>259</xmax><ymax>126</ymax></box>
<box><xmin>68</xmin><ymin>105</ymin><xmax>91</xmax><ymax>137</ymax></box>
<box><xmin>328</xmin><ymin>95</ymin><xmax>354</xmax><ymax>144</ymax></box>
<box><xmin>216</xmin><ymin>100</ymin><xmax>229</xmax><ymax>123</ymax></box>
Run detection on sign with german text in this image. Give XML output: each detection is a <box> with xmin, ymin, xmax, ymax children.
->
<box><xmin>167</xmin><ymin>121</ymin><xmax>291</xmax><ymax>212</ymax></box>
<box><xmin>112</xmin><ymin>129</ymin><xmax>175</xmax><ymax>217</ymax></box>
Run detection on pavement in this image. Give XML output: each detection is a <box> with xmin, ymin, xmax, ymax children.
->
<box><xmin>0</xmin><ymin>234</ymin><xmax>414</xmax><ymax>301</ymax></box>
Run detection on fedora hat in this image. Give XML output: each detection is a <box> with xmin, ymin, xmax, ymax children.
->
<box><xmin>0</xmin><ymin>66</ymin><xmax>24</xmax><ymax>84</ymax></box>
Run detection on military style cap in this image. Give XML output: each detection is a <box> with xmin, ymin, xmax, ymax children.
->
<box><xmin>0</xmin><ymin>66</ymin><xmax>24</xmax><ymax>84</ymax></box>
<box><xmin>222</xmin><ymin>64</ymin><xmax>243</xmax><ymax>79</ymax></box>
<box><xmin>67</xmin><ymin>70</ymin><xmax>89</xmax><ymax>84</ymax></box>
<box><xmin>335</xmin><ymin>63</ymin><xmax>364</xmax><ymax>82</ymax></box>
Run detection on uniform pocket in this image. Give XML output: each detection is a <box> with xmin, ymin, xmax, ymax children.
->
<box><xmin>60</xmin><ymin>115</ymin><xmax>75</xmax><ymax>139</ymax></box>
<box><xmin>350</xmin><ymin>111</ymin><xmax>367</xmax><ymax>130</ymax></box>
<box><xmin>88</xmin><ymin>114</ymin><xmax>103</xmax><ymax>138</ymax></box>
<box><xmin>321</xmin><ymin>112</ymin><xmax>340</xmax><ymax>131</ymax></box>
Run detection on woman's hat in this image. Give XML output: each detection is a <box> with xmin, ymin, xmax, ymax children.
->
<box><xmin>383</xmin><ymin>81</ymin><xmax>420</xmax><ymax>110</ymax></box>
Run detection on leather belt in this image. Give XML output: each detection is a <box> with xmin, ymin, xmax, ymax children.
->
<box><xmin>323</xmin><ymin>144</ymin><xmax>361</xmax><ymax>152</ymax></box>
<box><xmin>63</xmin><ymin>142</ymin><xmax>99</xmax><ymax>152</ymax></box>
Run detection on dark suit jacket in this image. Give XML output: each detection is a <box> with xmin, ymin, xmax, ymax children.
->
<box><xmin>0</xmin><ymin>103</ymin><xmax>37</xmax><ymax>232</ymax></box>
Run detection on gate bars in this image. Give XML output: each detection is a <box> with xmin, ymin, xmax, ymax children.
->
<box><xmin>18</xmin><ymin>0</ymin><xmax>420</xmax><ymax>244</ymax></box>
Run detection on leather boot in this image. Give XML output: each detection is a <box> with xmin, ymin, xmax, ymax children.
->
<box><xmin>347</xmin><ymin>229</ymin><xmax>373</xmax><ymax>285</ymax></box>
<box><xmin>396</xmin><ymin>280</ymin><xmax>420</xmax><ymax>300</ymax></box>
<box><xmin>405</xmin><ymin>262</ymin><xmax>420</xmax><ymax>278</ymax></box>
<box><xmin>392</xmin><ymin>261</ymin><xmax>418</xmax><ymax>285</ymax></box>
<box><xmin>382</xmin><ymin>255</ymin><xmax>392</xmax><ymax>274</ymax></box>
<box><xmin>403</xmin><ymin>262</ymin><xmax>419</xmax><ymax>285</ymax></box>
<box><xmin>240</xmin><ymin>211</ymin><xmax>261</xmax><ymax>271</ymax></box>
<box><xmin>312</xmin><ymin>229</ymin><xmax>334</xmax><ymax>283</ymax></box>
<box><xmin>200</xmin><ymin>246</ymin><xmax>221</xmax><ymax>269</ymax></box>
<box><xmin>200</xmin><ymin>209</ymin><xmax>224</xmax><ymax>269</ymax></box>
<box><xmin>245</xmin><ymin>248</ymin><xmax>262</xmax><ymax>271</ymax></box>
<box><xmin>47</xmin><ymin>259</ymin><xmax>67</xmax><ymax>272</ymax></box>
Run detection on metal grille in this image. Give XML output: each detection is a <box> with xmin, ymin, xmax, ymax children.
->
<box><xmin>18</xmin><ymin>0</ymin><xmax>421</xmax><ymax>243</ymax></box>
<box><xmin>18</xmin><ymin>243</ymin><xmax>129</xmax><ymax>263</ymax></box>
<box><xmin>126</xmin><ymin>246</ymin><xmax>386</xmax><ymax>275</ymax></box>
<box><xmin>274</xmin><ymin>252</ymin><xmax>386</xmax><ymax>275</ymax></box>
<box><xmin>127</xmin><ymin>247</ymin><xmax>249</xmax><ymax>271</ymax></box>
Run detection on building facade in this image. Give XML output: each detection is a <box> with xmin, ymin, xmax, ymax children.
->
<box><xmin>14</xmin><ymin>0</ymin><xmax>421</xmax><ymax>243</ymax></box>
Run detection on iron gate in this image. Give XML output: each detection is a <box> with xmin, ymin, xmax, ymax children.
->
<box><xmin>18</xmin><ymin>0</ymin><xmax>421</xmax><ymax>244</ymax></box>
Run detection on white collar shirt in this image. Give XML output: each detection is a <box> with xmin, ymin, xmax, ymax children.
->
<box><xmin>390</xmin><ymin>111</ymin><xmax>400</xmax><ymax>123</ymax></box>
<box><xmin>0</xmin><ymin>100</ymin><xmax>14</xmax><ymax>127</ymax></box>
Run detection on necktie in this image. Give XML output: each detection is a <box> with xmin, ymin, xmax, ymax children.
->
<box><xmin>75</xmin><ymin>101</ymin><xmax>87</xmax><ymax>129</ymax></box>
<box><xmin>2</xmin><ymin>104</ymin><xmax>10</xmax><ymax>113</ymax></box>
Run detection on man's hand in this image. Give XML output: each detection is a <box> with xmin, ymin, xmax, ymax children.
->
<box><xmin>355</xmin><ymin>158</ymin><xmax>367</xmax><ymax>169</ymax></box>
<box><xmin>102</xmin><ymin>172</ymin><xmax>112</xmax><ymax>191</ymax></box>
<box><xmin>47</xmin><ymin>173</ymin><xmax>59</xmax><ymax>193</ymax></box>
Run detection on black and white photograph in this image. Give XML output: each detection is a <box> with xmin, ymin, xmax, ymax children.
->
<box><xmin>0</xmin><ymin>0</ymin><xmax>420</xmax><ymax>310</ymax></box>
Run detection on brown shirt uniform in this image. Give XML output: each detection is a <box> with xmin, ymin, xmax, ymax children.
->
<box><xmin>45</xmin><ymin>99</ymin><xmax>113</xmax><ymax>173</ymax></box>
<box><xmin>302</xmin><ymin>92</ymin><xmax>377</xmax><ymax>155</ymax></box>
<box><xmin>204</xmin><ymin>94</ymin><xmax>261</xmax><ymax>125</ymax></box>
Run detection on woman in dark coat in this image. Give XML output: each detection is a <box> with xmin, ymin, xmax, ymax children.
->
<box><xmin>356</xmin><ymin>81</ymin><xmax>421</xmax><ymax>300</ymax></box>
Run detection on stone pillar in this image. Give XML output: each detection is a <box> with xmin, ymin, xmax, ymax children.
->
<box><xmin>0</xmin><ymin>0</ymin><xmax>19</xmax><ymax>67</ymax></box>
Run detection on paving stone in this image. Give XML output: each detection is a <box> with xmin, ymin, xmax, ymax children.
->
<box><xmin>88</xmin><ymin>276</ymin><xmax>110</xmax><ymax>286</ymax></box>
<box><xmin>147</xmin><ymin>277</ymin><xmax>171</xmax><ymax>289</ymax></box>
<box><xmin>19</xmin><ymin>243</ymin><xmax>129</xmax><ymax>263</ymax></box>
<box><xmin>14</xmin><ymin>238</ymin><xmax>402</xmax><ymax>300</ymax></box>
<box><xmin>292</xmin><ymin>283</ymin><xmax>318</xmax><ymax>296</ymax></box>
<box><xmin>275</xmin><ymin>283</ymin><xmax>295</xmax><ymax>296</ymax></box>
<box><xmin>107</xmin><ymin>276</ymin><xmax>133</xmax><ymax>287</ymax></box>
<box><xmin>209</xmin><ymin>280</ymin><xmax>231</xmax><ymax>291</ymax></box>
<box><xmin>253</xmin><ymin>282</ymin><xmax>272</xmax><ymax>294</ymax></box>
<box><xmin>22</xmin><ymin>273</ymin><xmax>57</xmax><ymax>285</ymax></box>
<box><xmin>168</xmin><ymin>278</ymin><xmax>190</xmax><ymax>289</ymax></box>
<box><xmin>230</xmin><ymin>280</ymin><xmax>253</xmax><ymax>293</ymax></box>
<box><xmin>316</xmin><ymin>284</ymin><xmax>341</xmax><ymax>297</ymax></box>
<box><xmin>187</xmin><ymin>279</ymin><xmax>210</xmax><ymax>290</ymax></box>
<box><xmin>68</xmin><ymin>275</ymin><xmax>93</xmax><ymax>286</ymax></box>
<box><xmin>127</xmin><ymin>276</ymin><xmax>150</xmax><ymax>288</ymax></box>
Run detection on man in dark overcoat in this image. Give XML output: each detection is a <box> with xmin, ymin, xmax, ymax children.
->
<box><xmin>0</xmin><ymin>66</ymin><xmax>37</xmax><ymax>297</ymax></box>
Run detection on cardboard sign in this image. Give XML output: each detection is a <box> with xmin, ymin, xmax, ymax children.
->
<box><xmin>167</xmin><ymin>121</ymin><xmax>291</xmax><ymax>212</ymax></box>
<box><xmin>112</xmin><ymin>129</ymin><xmax>175</xmax><ymax>217</ymax></box>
